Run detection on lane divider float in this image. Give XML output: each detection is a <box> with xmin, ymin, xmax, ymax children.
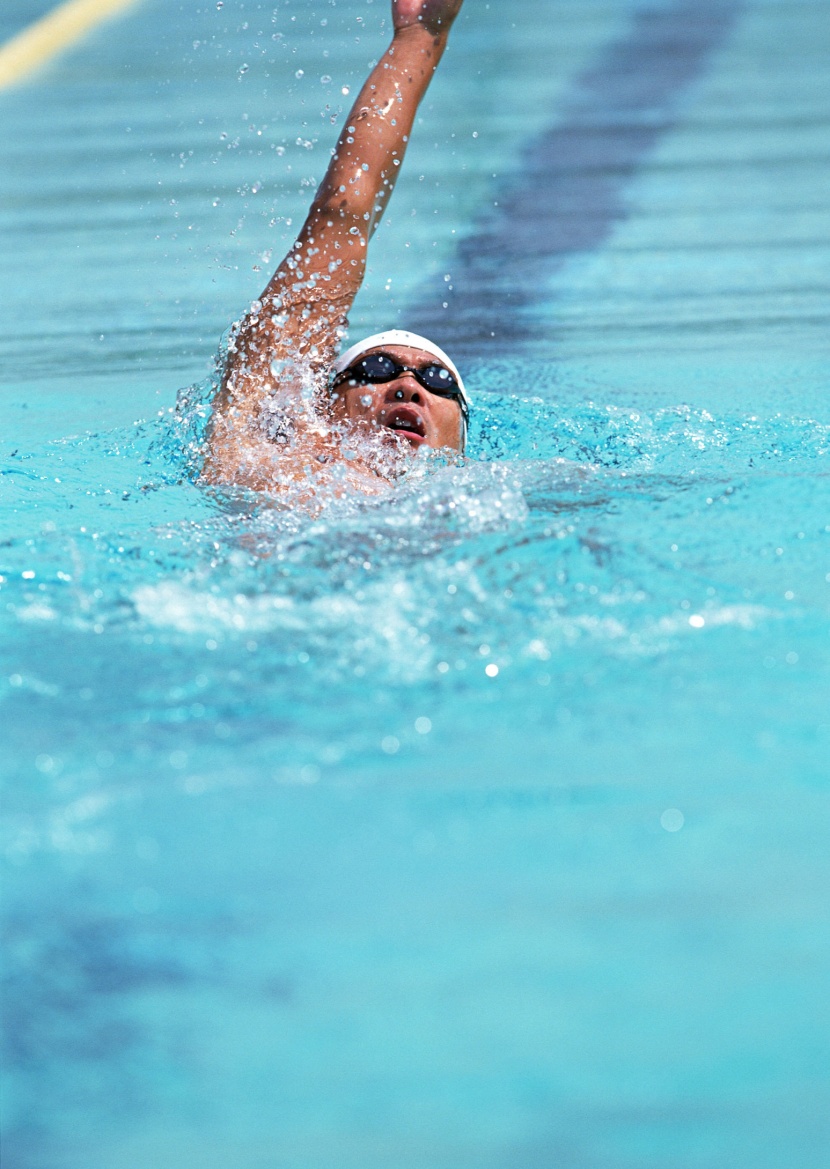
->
<box><xmin>0</xmin><ymin>0</ymin><xmax>140</xmax><ymax>91</ymax></box>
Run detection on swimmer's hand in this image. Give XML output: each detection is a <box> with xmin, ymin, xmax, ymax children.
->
<box><xmin>393</xmin><ymin>0</ymin><xmax>465</xmax><ymax>36</ymax></box>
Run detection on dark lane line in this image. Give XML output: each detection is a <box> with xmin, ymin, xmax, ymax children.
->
<box><xmin>407</xmin><ymin>0</ymin><xmax>744</xmax><ymax>359</ymax></box>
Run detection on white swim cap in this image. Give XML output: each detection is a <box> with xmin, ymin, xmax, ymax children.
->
<box><xmin>331</xmin><ymin>330</ymin><xmax>470</xmax><ymax>418</ymax></box>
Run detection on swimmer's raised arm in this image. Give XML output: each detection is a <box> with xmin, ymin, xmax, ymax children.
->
<box><xmin>206</xmin><ymin>0</ymin><xmax>464</xmax><ymax>490</ymax></box>
<box><xmin>271</xmin><ymin>0</ymin><xmax>466</xmax><ymax>336</ymax></box>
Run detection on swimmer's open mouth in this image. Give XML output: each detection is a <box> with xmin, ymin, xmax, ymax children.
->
<box><xmin>382</xmin><ymin>406</ymin><xmax>426</xmax><ymax>445</ymax></box>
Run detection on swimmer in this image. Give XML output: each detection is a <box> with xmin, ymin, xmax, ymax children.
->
<box><xmin>204</xmin><ymin>0</ymin><xmax>468</xmax><ymax>497</ymax></box>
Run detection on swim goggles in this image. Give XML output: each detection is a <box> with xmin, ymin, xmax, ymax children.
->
<box><xmin>331</xmin><ymin>352</ymin><xmax>468</xmax><ymax>420</ymax></box>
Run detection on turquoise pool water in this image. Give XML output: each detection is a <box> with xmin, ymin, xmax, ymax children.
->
<box><xmin>2</xmin><ymin>1</ymin><xmax>829</xmax><ymax>1165</ymax></box>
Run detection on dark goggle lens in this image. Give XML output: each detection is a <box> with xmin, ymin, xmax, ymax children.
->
<box><xmin>356</xmin><ymin>354</ymin><xmax>398</xmax><ymax>380</ymax></box>
<box><xmin>352</xmin><ymin>354</ymin><xmax>460</xmax><ymax>396</ymax></box>
<box><xmin>419</xmin><ymin>364</ymin><xmax>458</xmax><ymax>393</ymax></box>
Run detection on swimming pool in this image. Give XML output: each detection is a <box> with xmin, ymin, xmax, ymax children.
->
<box><xmin>2</xmin><ymin>0</ymin><xmax>829</xmax><ymax>1165</ymax></box>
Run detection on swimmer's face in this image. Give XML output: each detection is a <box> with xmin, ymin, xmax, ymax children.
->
<box><xmin>329</xmin><ymin>345</ymin><xmax>464</xmax><ymax>452</ymax></box>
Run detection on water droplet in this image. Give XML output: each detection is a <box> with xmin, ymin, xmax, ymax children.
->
<box><xmin>660</xmin><ymin>808</ymin><xmax>685</xmax><ymax>832</ymax></box>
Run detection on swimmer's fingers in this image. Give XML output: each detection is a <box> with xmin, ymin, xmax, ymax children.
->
<box><xmin>392</xmin><ymin>0</ymin><xmax>465</xmax><ymax>37</ymax></box>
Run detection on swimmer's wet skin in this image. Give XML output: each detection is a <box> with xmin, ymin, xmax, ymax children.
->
<box><xmin>203</xmin><ymin>0</ymin><xmax>467</xmax><ymax>498</ymax></box>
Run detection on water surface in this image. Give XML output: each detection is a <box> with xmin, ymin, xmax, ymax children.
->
<box><xmin>2</xmin><ymin>0</ymin><xmax>829</xmax><ymax>1166</ymax></box>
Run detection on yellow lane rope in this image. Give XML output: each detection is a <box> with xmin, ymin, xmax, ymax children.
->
<box><xmin>0</xmin><ymin>0</ymin><xmax>141</xmax><ymax>91</ymax></box>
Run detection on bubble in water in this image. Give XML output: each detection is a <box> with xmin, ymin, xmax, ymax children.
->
<box><xmin>321</xmin><ymin>75</ymin><xmax>332</xmax><ymax>84</ymax></box>
<box><xmin>295</xmin><ymin>69</ymin><xmax>304</xmax><ymax>79</ymax></box>
<box><xmin>216</xmin><ymin>0</ymin><xmax>222</xmax><ymax>7</ymax></box>
<box><xmin>661</xmin><ymin>808</ymin><xmax>685</xmax><ymax>832</ymax></box>
<box><xmin>238</xmin><ymin>63</ymin><xmax>249</xmax><ymax>78</ymax></box>
<box><xmin>360</xmin><ymin>394</ymin><xmax>372</xmax><ymax>407</ymax></box>
<box><xmin>414</xmin><ymin>717</ymin><xmax>432</xmax><ymax>735</ymax></box>
<box><xmin>341</xmin><ymin>85</ymin><xmax>350</xmax><ymax>96</ymax></box>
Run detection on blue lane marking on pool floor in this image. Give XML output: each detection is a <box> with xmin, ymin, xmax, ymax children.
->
<box><xmin>409</xmin><ymin>0</ymin><xmax>744</xmax><ymax>357</ymax></box>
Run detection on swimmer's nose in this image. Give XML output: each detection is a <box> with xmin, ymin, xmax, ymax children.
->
<box><xmin>386</xmin><ymin>376</ymin><xmax>423</xmax><ymax>405</ymax></box>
